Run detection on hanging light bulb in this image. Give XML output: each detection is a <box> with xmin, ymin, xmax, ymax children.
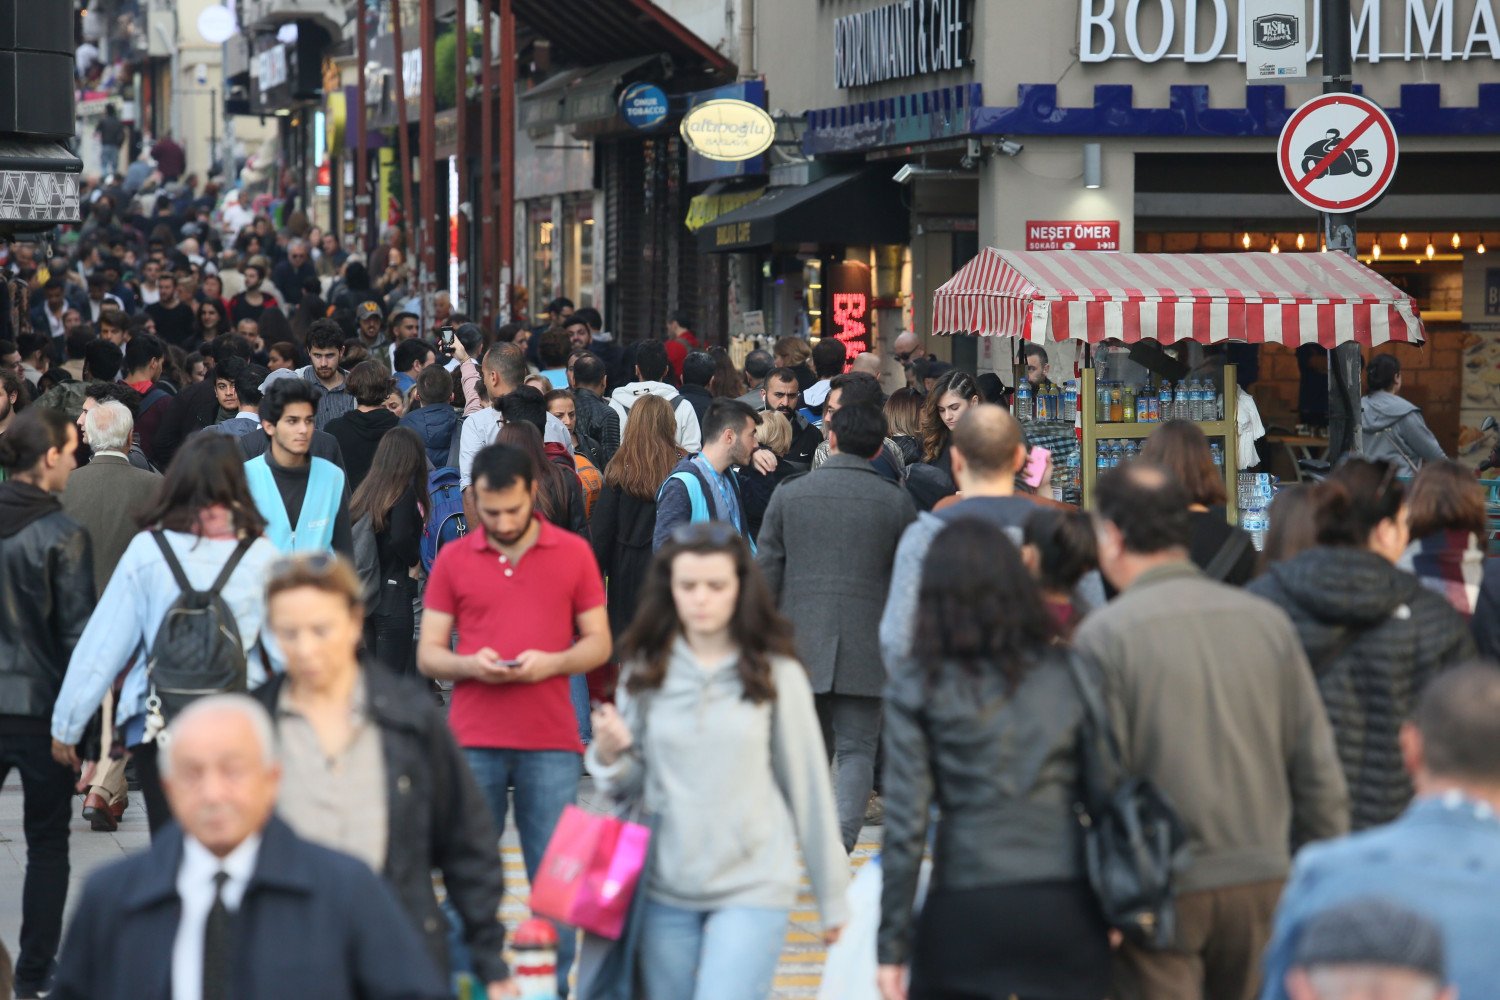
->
<box><xmin>1426</xmin><ymin>237</ymin><xmax>1436</xmax><ymax>260</ymax></box>
<box><xmin>1242</xmin><ymin>232</ymin><xmax>1251</xmax><ymax>250</ymax></box>
<box><xmin>1321</xmin><ymin>239</ymin><xmax>1328</xmax><ymax>252</ymax></box>
<box><xmin>1270</xmin><ymin>238</ymin><xmax>1281</xmax><ymax>254</ymax></box>
<box><xmin>1452</xmin><ymin>232</ymin><xmax>1462</xmax><ymax>250</ymax></box>
<box><xmin>1480</xmin><ymin>235</ymin><xmax>1488</xmax><ymax>255</ymax></box>
<box><xmin>1372</xmin><ymin>242</ymin><xmax>1382</xmax><ymax>260</ymax></box>
<box><xmin>1399</xmin><ymin>232</ymin><xmax>1409</xmax><ymax>250</ymax></box>
<box><xmin>1296</xmin><ymin>232</ymin><xmax>1306</xmax><ymax>250</ymax></box>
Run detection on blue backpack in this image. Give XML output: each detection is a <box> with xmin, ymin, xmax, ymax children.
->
<box><xmin>421</xmin><ymin>467</ymin><xmax>467</xmax><ymax>571</ymax></box>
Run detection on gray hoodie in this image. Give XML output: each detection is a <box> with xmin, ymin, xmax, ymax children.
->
<box><xmin>585</xmin><ymin>641</ymin><xmax>849</xmax><ymax>928</ymax></box>
<box><xmin>1361</xmin><ymin>390</ymin><xmax>1444</xmax><ymax>473</ymax></box>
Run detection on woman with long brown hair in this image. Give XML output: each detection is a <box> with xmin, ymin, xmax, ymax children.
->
<box><xmin>1139</xmin><ymin>420</ymin><xmax>1257</xmax><ymax>585</ymax></box>
<box><xmin>51</xmin><ymin>433</ymin><xmax>281</xmax><ymax>834</ymax></box>
<box><xmin>588</xmin><ymin>525</ymin><xmax>847</xmax><ymax>1000</ymax></box>
<box><xmin>1397</xmin><ymin>458</ymin><xmax>1490</xmax><ymax>616</ymax></box>
<box><xmin>349</xmin><ymin>426</ymin><xmax>428</xmax><ymax>674</ymax></box>
<box><xmin>909</xmin><ymin>370</ymin><xmax>980</xmax><ymax>509</ymax></box>
<box><xmin>590</xmin><ymin>394</ymin><xmax>685</xmax><ymax>642</ymax></box>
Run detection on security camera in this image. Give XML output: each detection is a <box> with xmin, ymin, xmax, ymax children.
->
<box><xmin>997</xmin><ymin>138</ymin><xmax>1024</xmax><ymax>157</ymax></box>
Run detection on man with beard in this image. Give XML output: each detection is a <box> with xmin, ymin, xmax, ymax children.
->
<box><xmin>0</xmin><ymin>369</ymin><xmax>20</xmax><ymax>440</ymax></box>
<box><xmin>762</xmin><ymin>366</ymin><xmax>823</xmax><ymax>471</ymax></box>
<box><xmin>652</xmin><ymin>398</ymin><xmax>762</xmax><ymax>550</ymax></box>
<box><xmin>417</xmin><ymin>442</ymin><xmax>610</xmax><ymax>998</ymax></box>
<box><xmin>228</xmin><ymin>256</ymin><xmax>280</xmax><ymax>326</ymax></box>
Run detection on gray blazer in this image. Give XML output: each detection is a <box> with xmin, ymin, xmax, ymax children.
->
<box><xmin>61</xmin><ymin>454</ymin><xmax>161</xmax><ymax>594</ymax></box>
<box><xmin>756</xmin><ymin>453</ymin><xmax>917</xmax><ymax>696</ymax></box>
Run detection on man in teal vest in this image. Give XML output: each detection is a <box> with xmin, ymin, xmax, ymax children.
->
<box><xmin>244</xmin><ymin>378</ymin><xmax>352</xmax><ymax>555</ymax></box>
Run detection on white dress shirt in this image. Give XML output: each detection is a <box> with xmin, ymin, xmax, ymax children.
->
<box><xmin>172</xmin><ymin>833</ymin><xmax>261</xmax><ymax>1000</ymax></box>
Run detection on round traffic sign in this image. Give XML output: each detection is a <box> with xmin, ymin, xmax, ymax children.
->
<box><xmin>1277</xmin><ymin>93</ymin><xmax>1399</xmax><ymax>214</ymax></box>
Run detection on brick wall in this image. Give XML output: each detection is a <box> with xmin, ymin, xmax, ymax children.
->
<box><xmin>1249</xmin><ymin>330</ymin><xmax>1465</xmax><ymax>451</ymax></box>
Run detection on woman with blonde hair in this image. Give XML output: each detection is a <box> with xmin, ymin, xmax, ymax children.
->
<box><xmin>742</xmin><ymin>410</ymin><xmax>795</xmax><ymax>540</ymax></box>
<box><xmin>884</xmin><ymin>387</ymin><xmax>924</xmax><ymax>466</ymax></box>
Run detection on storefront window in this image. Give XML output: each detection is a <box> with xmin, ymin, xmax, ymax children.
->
<box><xmin>562</xmin><ymin>196</ymin><xmax>595</xmax><ymax>309</ymax></box>
<box><xmin>528</xmin><ymin>203</ymin><xmax>555</xmax><ymax>311</ymax></box>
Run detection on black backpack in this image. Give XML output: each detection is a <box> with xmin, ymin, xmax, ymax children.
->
<box><xmin>1064</xmin><ymin>653</ymin><xmax>1188</xmax><ymax>949</ymax></box>
<box><xmin>143</xmin><ymin>531</ymin><xmax>254</xmax><ymax>743</ymax></box>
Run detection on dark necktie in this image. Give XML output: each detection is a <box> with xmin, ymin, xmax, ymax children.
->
<box><xmin>203</xmin><ymin>870</ymin><xmax>232</xmax><ymax>1000</ymax></box>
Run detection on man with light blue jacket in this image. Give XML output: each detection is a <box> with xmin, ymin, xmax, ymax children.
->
<box><xmin>1260</xmin><ymin>664</ymin><xmax>1500</xmax><ymax>1000</ymax></box>
<box><xmin>243</xmin><ymin>378</ymin><xmax>352</xmax><ymax>556</ymax></box>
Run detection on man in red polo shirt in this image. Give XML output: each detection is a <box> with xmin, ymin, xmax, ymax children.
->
<box><xmin>418</xmin><ymin>442</ymin><xmax>610</xmax><ymax>995</ymax></box>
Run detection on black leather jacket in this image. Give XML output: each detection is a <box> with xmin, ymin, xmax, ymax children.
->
<box><xmin>0</xmin><ymin>487</ymin><xmax>95</xmax><ymax>721</ymax></box>
<box><xmin>255</xmin><ymin>667</ymin><xmax>510</xmax><ymax>983</ymax></box>
<box><xmin>879</xmin><ymin>647</ymin><xmax>1096</xmax><ymax>966</ymax></box>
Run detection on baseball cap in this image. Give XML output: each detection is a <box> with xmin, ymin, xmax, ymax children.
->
<box><xmin>1292</xmin><ymin>898</ymin><xmax>1446</xmax><ymax>981</ymax></box>
<box><xmin>356</xmin><ymin>301</ymin><xmax>383</xmax><ymax>320</ymax></box>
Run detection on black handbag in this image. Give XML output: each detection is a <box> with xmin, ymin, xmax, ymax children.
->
<box><xmin>1064</xmin><ymin>653</ymin><xmax>1189</xmax><ymax>950</ymax></box>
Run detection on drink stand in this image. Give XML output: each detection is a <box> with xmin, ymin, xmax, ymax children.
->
<box><xmin>931</xmin><ymin>248</ymin><xmax>1427</xmax><ymax>520</ymax></box>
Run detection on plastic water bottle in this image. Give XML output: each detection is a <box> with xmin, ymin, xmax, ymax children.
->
<box><xmin>1064</xmin><ymin>380</ymin><xmax>1078</xmax><ymax>421</ymax></box>
<box><xmin>1016</xmin><ymin>380</ymin><xmax>1032</xmax><ymax>420</ymax></box>
<box><xmin>1158</xmin><ymin>382</ymin><xmax>1172</xmax><ymax>423</ymax></box>
<box><xmin>1211</xmin><ymin>442</ymin><xmax>1224</xmax><ymax>471</ymax></box>
<box><xmin>1096</xmin><ymin>442</ymin><xmax>1109</xmax><ymax>473</ymax></box>
<box><xmin>1067</xmin><ymin>448</ymin><xmax>1081</xmax><ymax>494</ymax></box>
<box><xmin>1175</xmin><ymin>380</ymin><xmax>1190</xmax><ymax>421</ymax></box>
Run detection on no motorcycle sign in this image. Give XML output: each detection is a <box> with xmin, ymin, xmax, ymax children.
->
<box><xmin>1277</xmin><ymin>93</ymin><xmax>1399</xmax><ymax>215</ymax></box>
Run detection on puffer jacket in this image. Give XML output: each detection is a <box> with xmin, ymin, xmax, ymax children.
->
<box><xmin>879</xmin><ymin>647</ymin><xmax>1097</xmax><ymax>966</ymax></box>
<box><xmin>1249</xmin><ymin>546</ymin><xmax>1476</xmax><ymax>830</ymax></box>
<box><xmin>0</xmin><ymin>482</ymin><xmax>96</xmax><ymax>720</ymax></box>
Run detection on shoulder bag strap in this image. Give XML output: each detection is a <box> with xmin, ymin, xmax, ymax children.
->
<box><xmin>1204</xmin><ymin>528</ymin><xmax>1253</xmax><ymax>581</ymax></box>
<box><xmin>1063</xmin><ymin>651</ymin><xmax>1123</xmax><ymax>810</ymax></box>
<box><xmin>206</xmin><ymin>537</ymin><xmax>255</xmax><ymax>596</ymax></box>
<box><xmin>150</xmin><ymin>530</ymin><xmax>196</xmax><ymax>597</ymax></box>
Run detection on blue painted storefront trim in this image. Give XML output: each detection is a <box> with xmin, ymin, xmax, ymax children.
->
<box><xmin>802</xmin><ymin>82</ymin><xmax>1500</xmax><ymax>154</ymax></box>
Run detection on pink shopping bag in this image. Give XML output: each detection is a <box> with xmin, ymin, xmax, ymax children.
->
<box><xmin>532</xmin><ymin>805</ymin><xmax>652</xmax><ymax>940</ymax></box>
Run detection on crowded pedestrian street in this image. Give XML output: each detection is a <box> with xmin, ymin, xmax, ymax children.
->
<box><xmin>0</xmin><ymin>0</ymin><xmax>1499</xmax><ymax>998</ymax></box>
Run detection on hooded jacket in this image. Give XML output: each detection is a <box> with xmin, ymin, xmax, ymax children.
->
<box><xmin>1361</xmin><ymin>391</ymin><xmax>1445</xmax><ymax>473</ymax></box>
<box><xmin>326</xmin><ymin>407</ymin><xmax>399</xmax><ymax>492</ymax></box>
<box><xmin>607</xmin><ymin>381</ymin><xmax>702</xmax><ymax>453</ymax></box>
<box><xmin>0</xmin><ymin>482</ymin><xmax>95</xmax><ymax>721</ymax></box>
<box><xmin>400</xmin><ymin>403</ymin><xmax>458</xmax><ymax>468</ymax></box>
<box><xmin>1249</xmin><ymin>546</ymin><xmax>1476</xmax><ymax>830</ymax></box>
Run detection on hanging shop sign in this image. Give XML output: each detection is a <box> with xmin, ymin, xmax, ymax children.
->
<box><xmin>1026</xmin><ymin>220</ymin><xmax>1120</xmax><ymax>251</ymax></box>
<box><xmin>1277</xmin><ymin>92</ymin><xmax>1398</xmax><ymax>213</ymax></box>
<box><xmin>619</xmin><ymin>82</ymin><xmax>670</xmax><ymax>130</ymax></box>
<box><xmin>1245</xmin><ymin>0</ymin><xmax>1307</xmax><ymax>79</ymax></box>
<box><xmin>827</xmin><ymin>261</ymin><xmax>874</xmax><ymax>362</ymax></box>
<box><xmin>834</xmin><ymin>0</ymin><xmax>973</xmax><ymax>89</ymax></box>
<box><xmin>680</xmin><ymin>100</ymin><xmax>776</xmax><ymax>162</ymax></box>
<box><xmin>1079</xmin><ymin>0</ymin><xmax>1500</xmax><ymax>64</ymax></box>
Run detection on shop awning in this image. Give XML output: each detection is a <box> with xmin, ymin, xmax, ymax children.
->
<box><xmin>931</xmin><ymin>249</ymin><xmax>1425</xmax><ymax>347</ymax></box>
<box><xmin>0</xmin><ymin>139</ymin><xmax>81</xmax><ymax>231</ymax></box>
<box><xmin>698</xmin><ymin>170</ymin><xmax>908</xmax><ymax>252</ymax></box>
<box><xmin>513</xmin><ymin>0</ymin><xmax>732</xmax><ymax>75</ymax></box>
<box><xmin>684</xmin><ymin>183</ymin><xmax>765</xmax><ymax>232</ymax></box>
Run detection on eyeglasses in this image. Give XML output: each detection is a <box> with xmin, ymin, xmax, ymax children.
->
<box><xmin>669</xmin><ymin>521</ymin><xmax>740</xmax><ymax>547</ymax></box>
<box><xmin>895</xmin><ymin>351</ymin><xmax>914</xmax><ymax>363</ymax></box>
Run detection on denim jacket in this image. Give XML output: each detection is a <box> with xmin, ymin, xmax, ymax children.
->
<box><xmin>51</xmin><ymin>529</ymin><xmax>282</xmax><ymax>746</ymax></box>
<box><xmin>1260</xmin><ymin>794</ymin><xmax>1500</xmax><ymax>1000</ymax></box>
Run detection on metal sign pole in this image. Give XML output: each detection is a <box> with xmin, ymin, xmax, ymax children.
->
<box><xmin>1322</xmin><ymin>0</ymin><xmax>1362</xmax><ymax>464</ymax></box>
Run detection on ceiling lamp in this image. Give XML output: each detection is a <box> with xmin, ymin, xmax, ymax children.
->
<box><xmin>1372</xmin><ymin>241</ymin><xmax>1381</xmax><ymax>260</ymax></box>
<box><xmin>1270</xmin><ymin>239</ymin><xmax>1281</xmax><ymax>254</ymax></box>
<box><xmin>1480</xmin><ymin>235</ymin><xmax>1488</xmax><ymax>254</ymax></box>
<box><xmin>1426</xmin><ymin>236</ymin><xmax>1436</xmax><ymax>260</ymax></box>
<box><xmin>1452</xmin><ymin>232</ymin><xmax>1462</xmax><ymax>249</ymax></box>
<box><xmin>1242</xmin><ymin>232</ymin><xmax>1251</xmax><ymax>249</ymax></box>
<box><xmin>1399</xmin><ymin>232</ymin><xmax>1409</xmax><ymax>250</ymax></box>
<box><xmin>1296</xmin><ymin>232</ymin><xmax>1306</xmax><ymax>250</ymax></box>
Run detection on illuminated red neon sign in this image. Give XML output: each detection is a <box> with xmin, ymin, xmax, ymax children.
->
<box><xmin>832</xmin><ymin>292</ymin><xmax>870</xmax><ymax>366</ymax></box>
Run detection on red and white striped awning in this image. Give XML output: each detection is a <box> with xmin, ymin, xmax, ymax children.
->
<box><xmin>931</xmin><ymin>249</ymin><xmax>1425</xmax><ymax>347</ymax></box>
